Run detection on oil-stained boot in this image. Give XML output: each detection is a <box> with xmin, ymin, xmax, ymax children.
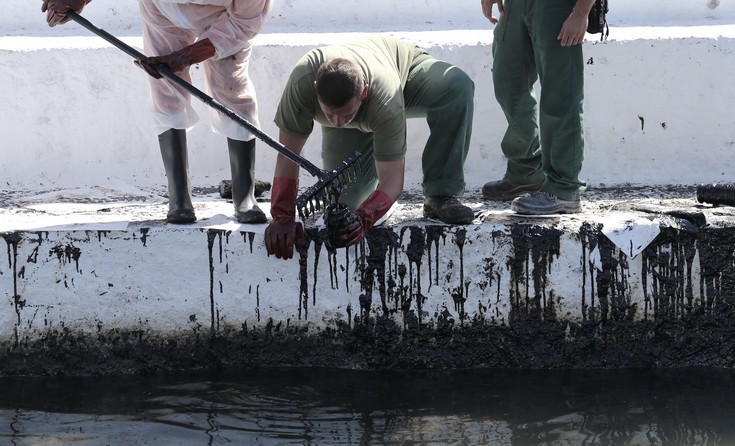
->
<box><xmin>228</xmin><ymin>138</ymin><xmax>267</xmax><ymax>223</ymax></box>
<box><xmin>159</xmin><ymin>128</ymin><xmax>196</xmax><ymax>224</ymax></box>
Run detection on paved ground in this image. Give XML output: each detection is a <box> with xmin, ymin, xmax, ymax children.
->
<box><xmin>2</xmin><ymin>183</ymin><xmax>732</xmax><ymax>233</ymax></box>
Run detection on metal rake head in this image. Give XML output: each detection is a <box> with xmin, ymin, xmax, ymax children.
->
<box><xmin>296</xmin><ymin>151</ymin><xmax>361</xmax><ymax>221</ymax></box>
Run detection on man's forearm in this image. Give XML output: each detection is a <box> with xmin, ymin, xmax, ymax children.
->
<box><xmin>274</xmin><ymin>130</ymin><xmax>307</xmax><ymax>180</ymax></box>
<box><xmin>374</xmin><ymin>159</ymin><xmax>405</xmax><ymax>203</ymax></box>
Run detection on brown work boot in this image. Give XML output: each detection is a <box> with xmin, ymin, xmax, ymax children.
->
<box><xmin>423</xmin><ymin>196</ymin><xmax>475</xmax><ymax>224</ymax></box>
<box><xmin>482</xmin><ymin>177</ymin><xmax>545</xmax><ymax>201</ymax></box>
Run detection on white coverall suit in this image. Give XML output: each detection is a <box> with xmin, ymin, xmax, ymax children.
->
<box><xmin>139</xmin><ymin>0</ymin><xmax>272</xmax><ymax>141</ymax></box>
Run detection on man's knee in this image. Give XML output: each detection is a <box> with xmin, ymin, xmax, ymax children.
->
<box><xmin>450</xmin><ymin>65</ymin><xmax>474</xmax><ymax>87</ymax></box>
<box><xmin>442</xmin><ymin>67</ymin><xmax>474</xmax><ymax>102</ymax></box>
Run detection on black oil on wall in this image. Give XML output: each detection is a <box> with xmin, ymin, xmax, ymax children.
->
<box><xmin>3</xmin><ymin>219</ymin><xmax>735</xmax><ymax>376</ymax></box>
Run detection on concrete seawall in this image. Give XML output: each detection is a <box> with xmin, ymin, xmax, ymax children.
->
<box><xmin>3</xmin><ymin>1</ymin><xmax>735</xmax><ymax>375</ymax></box>
<box><xmin>4</xmin><ymin>187</ymin><xmax>735</xmax><ymax>375</ymax></box>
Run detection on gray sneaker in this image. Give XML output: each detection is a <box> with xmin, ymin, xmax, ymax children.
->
<box><xmin>482</xmin><ymin>177</ymin><xmax>545</xmax><ymax>201</ymax></box>
<box><xmin>511</xmin><ymin>192</ymin><xmax>581</xmax><ymax>215</ymax></box>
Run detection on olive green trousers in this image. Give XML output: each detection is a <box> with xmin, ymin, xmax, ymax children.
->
<box><xmin>493</xmin><ymin>0</ymin><xmax>587</xmax><ymax>200</ymax></box>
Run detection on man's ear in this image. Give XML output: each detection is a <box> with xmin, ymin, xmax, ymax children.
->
<box><xmin>361</xmin><ymin>83</ymin><xmax>369</xmax><ymax>100</ymax></box>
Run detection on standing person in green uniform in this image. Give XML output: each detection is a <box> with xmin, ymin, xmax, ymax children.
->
<box><xmin>480</xmin><ymin>0</ymin><xmax>595</xmax><ymax>215</ymax></box>
<box><xmin>264</xmin><ymin>35</ymin><xmax>476</xmax><ymax>259</ymax></box>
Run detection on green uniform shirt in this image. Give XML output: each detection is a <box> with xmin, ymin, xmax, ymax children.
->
<box><xmin>274</xmin><ymin>35</ymin><xmax>431</xmax><ymax>162</ymax></box>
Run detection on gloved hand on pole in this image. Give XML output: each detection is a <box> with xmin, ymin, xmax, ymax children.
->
<box><xmin>265</xmin><ymin>177</ymin><xmax>305</xmax><ymax>260</ymax></box>
<box><xmin>41</xmin><ymin>0</ymin><xmax>90</xmax><ymax>27</ymax></box>
<box><xmin>134</xmin><ymin>39</ymin><xmax>216</xmax><ymax>79</ymax></box>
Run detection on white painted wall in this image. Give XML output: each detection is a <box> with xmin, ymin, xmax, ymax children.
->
<box><xmin>6</xmin><ymin>0</ymin><xmax>735</xmax><ymax>34</ymax></box>
<box><xmin>0</xmin><ymin>220</ymin><xmax>701</xmax><ymax>342</ymax></box>
<box><xmin>2</xmin><ymin>0</ymin><xmax>735</xmax><ymax>194</ymax></box>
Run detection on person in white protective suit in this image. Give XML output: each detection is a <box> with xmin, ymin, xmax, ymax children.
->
<box><xmin>42</xmin><ymin>0</ymin><xmax>273</xmax><ymax>224</ymax></box>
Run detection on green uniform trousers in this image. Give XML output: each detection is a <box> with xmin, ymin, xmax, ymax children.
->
<box><xmin>320</xmin><ymin>58</ymin><xmax>474</xmax><ymax>209</ymax></box>
<box><xmin>493</xmin><ymin>0</ymin><xmax>586</xmax><ymax>201</ymax></box>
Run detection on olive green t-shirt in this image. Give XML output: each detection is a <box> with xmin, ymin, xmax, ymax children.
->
<box><xmin>274</xmin><ymin>35</ymin><xmax>431</xmax><ymax>162</ymax></box>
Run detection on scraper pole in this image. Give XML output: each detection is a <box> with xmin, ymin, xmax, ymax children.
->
<box><xmin>65</xmin><ymin>10</ymin><xmax>325</xmax><ymax>178</ymax></box>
